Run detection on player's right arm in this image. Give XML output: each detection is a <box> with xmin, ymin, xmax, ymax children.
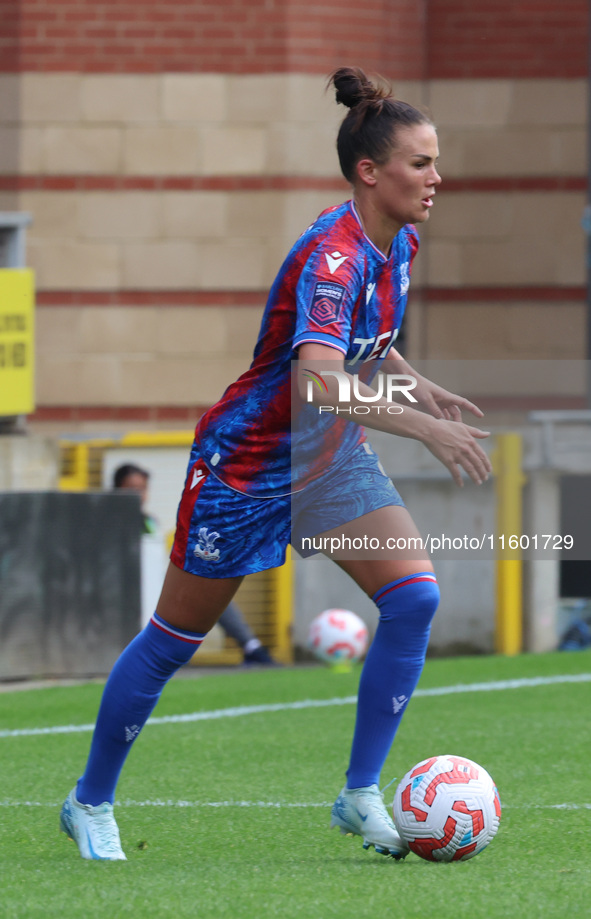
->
<box><xmin>295</xmin><ymin>342</ymin><xmax>491</xmax><ymax>487</ymax></box>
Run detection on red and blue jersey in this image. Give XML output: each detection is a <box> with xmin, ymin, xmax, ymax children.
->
<box><xmin>194</xmin><ymin>200</ymin><xmax>419</xmax><ymax>498</ymax></box>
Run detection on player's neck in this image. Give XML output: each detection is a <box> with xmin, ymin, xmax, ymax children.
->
<box><xmin>352</xmin><ymin>196</ymin><xmax>401</xmax><ymax>258</ymax></box>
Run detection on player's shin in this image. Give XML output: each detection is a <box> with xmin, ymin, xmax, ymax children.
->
<box><xmin>345</xmin><ymin>573</ymin><xmax>439</xmax><ymax>789</ymax></box>
<box><xmin>76</xmin><ymin>613</ymin><xmax>205</xmax><ymax>806</ymax></box>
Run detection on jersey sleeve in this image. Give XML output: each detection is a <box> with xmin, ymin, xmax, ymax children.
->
<box><xmin>292</xmin><ymin>244</ymin><xmax>364</xmax><ymax>355</ymax></box>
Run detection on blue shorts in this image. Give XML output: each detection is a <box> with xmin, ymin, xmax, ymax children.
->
<box><xmin>170</xmin><ymin>441</ymin><xmax>404</xmax><ymax>578</ymax></box>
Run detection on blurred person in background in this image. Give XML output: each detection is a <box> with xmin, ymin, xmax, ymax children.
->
<box><xmin>113</xmin><ymin>463</ymin><xmax>278</xmax><ymax>666</ymax></box>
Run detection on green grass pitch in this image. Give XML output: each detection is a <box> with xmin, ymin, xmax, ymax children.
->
<box><xmin>1</xmin><ymin>650</ymin><xmax>590</xmax><ymax>919</ymax></box>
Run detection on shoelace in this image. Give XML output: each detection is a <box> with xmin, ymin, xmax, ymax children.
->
<box><xmin>354</xmin><ymin>786</ymin><xmax>394</xmax><ymax>825</ymax></box>
<box><xmin>89</xmin><ymin>810</ymin><xmax>122</xmax><ymax>851</ymax></box>
<box><xmin>380</xmin><ymin>776</ymin><xmax>398</xmax><ymax>809</ymax></box>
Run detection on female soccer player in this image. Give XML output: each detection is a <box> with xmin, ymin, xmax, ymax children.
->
<box><xmin>60</xmin><ymin>67</ymin><xmax>491</xmax><ymax>861</ymax></box>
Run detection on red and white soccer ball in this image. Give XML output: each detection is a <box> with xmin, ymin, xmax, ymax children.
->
<box><xmin>307</xmin><ymin>608</ymin><xmax>369</xmax><ymax>665</ymax></box>
<box><xmin>393</xmin><ymin>754</ymin><xmax>502</xmax><ymax>862</ymax></box>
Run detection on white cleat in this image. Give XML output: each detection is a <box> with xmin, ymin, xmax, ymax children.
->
<box><xmin>331</xmin><ymin>784</ymin><xmax>409</xmax><ymax>859</ymax></box>
<box><xmin>60</xmin><ymin>788</ymin><xmax>127</xmax><ymax>861</ymax></box>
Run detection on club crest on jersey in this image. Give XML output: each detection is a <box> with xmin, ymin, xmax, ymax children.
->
<box><xmin>400</xmin><ymin>262</ymin><xmax>410</xmax><ymax>295</ymax></box>
<box><xmin>193</xmin><ymin>526</ymin><xmax>221</xmax><ymax>562</ymax></box>
<box><xmin>308</xmin><ymin>282</ymin><xmax>345</xmax><ymax>327</ymax></box>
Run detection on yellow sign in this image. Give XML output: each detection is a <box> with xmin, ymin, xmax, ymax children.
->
<box><xmin>0</xmin><ymin>269</ymin><xmax>35</xmax><ymax>415</ymax></box>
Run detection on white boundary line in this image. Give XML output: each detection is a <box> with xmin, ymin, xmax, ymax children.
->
<box><xmin>0</xmin><ymin>672</ymin><xmax>590</xmax><ymax>740</ymax></box>
<box><xmin>0</xmin><ymin>799</ymin><xmax>590</xmax><ymax>810</ymax></box>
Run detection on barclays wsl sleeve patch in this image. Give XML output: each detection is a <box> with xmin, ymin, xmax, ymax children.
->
<box><xmin>307</xmin><ymin>282</ymin><xmax>346</xmax><ymax>327</ymax></box>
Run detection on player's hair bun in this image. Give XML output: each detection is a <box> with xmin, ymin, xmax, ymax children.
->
<box><xmin>330</xmin><ymin>67</ymin><xmax>391</xmax><ymax>110</ymax></box>
<box><xmin>329</xmin><ymin>65</ymin><xmax>432</xmax><ymax>183</ymax></box>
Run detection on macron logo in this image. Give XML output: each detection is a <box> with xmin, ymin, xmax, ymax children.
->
<box><xmin>325</xmin><ymin>251</ymin><xmax>349</xmax><ymax>275</ymax></box>
<box><xmin>190</xmin><ymin>467</ymin><xmax>206</xmax><ymax>490</ymax></box>
<box><xmin>392</xmin><ymin>695</ymin><xmax>409</xmax><ymax>715</ymax></box>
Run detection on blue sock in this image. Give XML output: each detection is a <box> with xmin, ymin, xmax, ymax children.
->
<box><xmin>346</xmin><ymin>572</ymin><xmax>440</xmax><ymax>789</ymax></box>
<box><xmin>76</xmin><ymin>613</ymin><xmax>206</xmax><ymax>806</ymax></box>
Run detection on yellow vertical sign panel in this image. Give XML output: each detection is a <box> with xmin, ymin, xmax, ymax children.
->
<box><xmin>494</xmin><ymin>433</ymin><xmax>524</xmax><ymax>656</ymax></box>
<box><xmin>0</xmin><ymin>269</ymin><xmax>35</xmax><ymax>415</ymax></box>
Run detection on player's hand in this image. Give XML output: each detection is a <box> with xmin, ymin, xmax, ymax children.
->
<box><xmin>423</xmin><ymin>418</ymin><xmax>492</xmax><ymax>487</ymax></box>
<box><xmin>412</xmin><ymin>376</ymin><xmax>485</xmax><ymax>422</ymax></box>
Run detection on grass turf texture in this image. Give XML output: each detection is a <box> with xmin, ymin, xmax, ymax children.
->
<box><xmin>1</xmin><ymin>650</ymin><xmax>590</xmax><ymax>919</ymax></box>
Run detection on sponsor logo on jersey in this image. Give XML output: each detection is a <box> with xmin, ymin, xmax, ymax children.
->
<box><xmin>325</xmin><ymin>251</ymin><xmax>349</xmax><ymax>274</ymax></box>
<box><xmin>308</xmin><ymin>281</ymin><xmax>346</xmax><ymax>327</ymax></box>
<box><xmin>365</xmin><ymin>282</ymin><xmax>376</xmax><ymax>304</ymax></box>
<box><xmin>349</xmin><ymin>329</ymin><xmax>397</xmax><ymax>365</ymax></box>
<box><xmin>193</xmin><ymin>526</ymin><xmax>221</xmax><ymax>562</ymax></box>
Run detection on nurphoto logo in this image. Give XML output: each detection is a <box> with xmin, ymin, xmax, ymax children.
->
<box><xmin>302</xmin><ymin>368</ymin><xmax>418</xmax><ymax>416</ymax></box>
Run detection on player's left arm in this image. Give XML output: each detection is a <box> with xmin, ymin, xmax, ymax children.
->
<box><xmin>386</xmin><ymin>347</ymin><xmax>485</xmax><ymax>422</ymax></box>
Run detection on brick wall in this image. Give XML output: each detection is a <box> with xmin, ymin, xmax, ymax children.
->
<box><xmin>1</xmin><ymin>0</ymin><xmax>585</xmax><ymax>77</ymax></box>
<box><xmin>0</xmin><ymin>0</ymin><xmax>587</xmax><ymax>427</ymax></box>
<box><xmin>0</xmin><ymin>0</ymin><xmax>425</xmax><ymax>77</ymax></box>
<box><xmin>427</xmin><ymin>0</ymin><xmax>589</xmax><ymax>78</ymax></box>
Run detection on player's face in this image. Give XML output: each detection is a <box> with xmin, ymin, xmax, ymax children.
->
<box><xmin>119</xmin><ymin>472</ymin><xmax>148</xmax><ymax>506</ymax></box>
<box><xmin>373</xmin><ymin>123</ymin><xmax>441</xmax><ymax>229</ymax></box>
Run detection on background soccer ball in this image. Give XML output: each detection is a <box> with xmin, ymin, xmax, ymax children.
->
<box><xmin>393</xmin><ymin>754</ymin><xmax>501</xmax><ymax>862</ymax></box>
<box><xmin>307</xmin><ymin>608</ymin><xmax>369</xmax><ymax>665</ymax></box>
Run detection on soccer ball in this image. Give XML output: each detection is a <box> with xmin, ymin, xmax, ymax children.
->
<box><xmin>307</xmin><ymin>608</ymin><xmax>369</xmax><ymax>665</ymax></box>
<box><xmin>393</xmin><ymin>755</ymin><xmax>501</xmax><ymax>862</ymax></box>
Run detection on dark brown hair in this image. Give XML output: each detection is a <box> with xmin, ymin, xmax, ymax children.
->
<box><xmin>113</xmin><ymin>463</ymin><xmax>149</xmax><ymax>489</ymax></box>
<box><xmin>329</xmin><ymin>67</ymin><xmax>432</xmax><ymax>183</ymax></box>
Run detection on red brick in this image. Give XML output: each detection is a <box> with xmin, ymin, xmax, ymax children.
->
<box><xmin>426</xmin><ymin>0</ymin><xmax>588</xmax><ymax>77</ymax></box>
<box><xmin>2</xmin><ymin>0</ymin><xmax>425</xmax><ymax>76</ymax></box>
<box><xmin>1</xmin><ymin>0</ymin><xmax>586</xmax><ymax>79</ymax></box>
<box><xmin>154</xmin><ymin>406</ymin><xmax>196</xmax><ymax>421</ymax></box>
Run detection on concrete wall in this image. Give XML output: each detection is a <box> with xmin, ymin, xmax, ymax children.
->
<box><xmin>0</xmin><ymin>434</ymin><xmax>58</xmax><ymax>489</ymax></box>
<box><xmin>0</xmin><ymin>491</ymin><xmax>141</xmax><ymax>679</ymax></box>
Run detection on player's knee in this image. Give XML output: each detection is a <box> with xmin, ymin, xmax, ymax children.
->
<box><xmin>375</xmin><ymin>574</ymin><xmax>440</xmax><ymax>630</ymax></box>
